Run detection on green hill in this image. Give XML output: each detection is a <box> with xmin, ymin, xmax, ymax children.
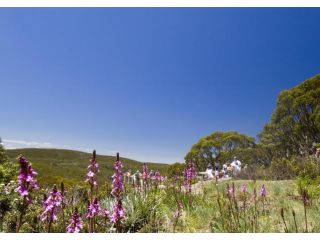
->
<box><xmin>6</xmin><ymin>148</ymin><xmax>169</xmax><ymax>187</ymax></box>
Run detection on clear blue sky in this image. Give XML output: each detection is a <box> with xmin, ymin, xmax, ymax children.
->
<box><xmin>1</xmin><ymin>8</ymin><xmax>320</xmax><ymax>163</ymax></box>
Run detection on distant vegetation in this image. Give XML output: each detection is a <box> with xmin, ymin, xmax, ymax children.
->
<box><xmin>0</xmin><ymin>139</ymin><xmax>17</xmax><ymax>184</ymax></box>
<box><xmin>6</xmin><ymin>148</ymin><xmax>169</xmax><ymax>187</ymax></box>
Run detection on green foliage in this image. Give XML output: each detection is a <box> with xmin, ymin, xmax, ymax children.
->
<box><xmin>185</xmin><ymin>131</ymin><xmax>256</xmax><ymax>170</ymax></box>
<box><xmin>236</xmin><ymin>164</ymin><xmax>269</xmax><ymax>180</ymax></box>
<box><xmin>260</xmin><ymin>75</ymin><xmax>320</xmax><ymax>159</ymax></box>
<box><xmin>0</xmin><ymin>181</ymin><xmax>16</xmax><ymax>231</ymax></box>
<box><xmin>269</xmin><ymin>158</ymin><xmax>299</xmax><ymax>180</ymax></box>
<box><xmin>0</xmin><ymin>162</ymin><xmax>18</xmax><ymax>184</ymax></box>
<box><xmin>297</xmin><ymin>175</ymin><xmax>320</xmax><ymax>200</ymax></box>
<box><xmin>231</xmin><ymin>144</ymin><xmax>273</xmax><ymax>166</ymax></box>
<box><xmin>0</xmin><ymin>139</ymin><xmax>18</xmax><ymax>184</ymax></box>
<box><xmin>167</xmin><ymin>162</ymin><xmax>185</xmax><ymax>178</ymax></box>
<box><xmin>121</xmin><ymin>188</ymin><xmax>166</xmax><ymax>232</ymax></box>
<box><xmin>297</xmin><ymin>156</ymin><xmax>320</xmax><ymax>180</ymax></box>
<box><xmin>238</xmin><ymin>156</ymin><xmax>319</xmax><ymax>181</ymax></box>
<box><xmin>296</xmin><ymin>156</ymin><xmax>320</xmax><ymax>199</ymax></box>
<box><xmin>0</xmin><ymin>142</ymin><xmax>7</xmax><ymax>164</ymax></box>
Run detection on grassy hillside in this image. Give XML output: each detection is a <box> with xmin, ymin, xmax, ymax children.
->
<box><xmin>6</xmin><ymin>148</ymin><xmax>169</xmax><ymax>187</ymax></box>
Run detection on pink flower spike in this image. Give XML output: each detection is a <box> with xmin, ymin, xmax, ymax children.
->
<box><xmin>67</xmin><ymin>208</ymin><xmax>83</xmax><ymax>233</ymax></box>
<box><xmin>260</xmin><ymin>184</ymin><xmax>267</xmax><ymax>198</ymax></box>
<box><xmin>41</xmin><ymin>185</ymin><xmax>63</xmax><ymax>223</ymax></box>
<box><xmin>87</xmin><ymin>171</ymin><xmax>94</xmax><ymax>178</ymax></box>
<box><xmin>85</xmin><ymin>150</ymin><xmax>99</xmax><ymax>188</ymax></box>
<box><xmin>241</xmin><ymin>184</ymin><xmax>248</xmax><ymax>193</ymax></box>
<box><xmin>16</xmin><ymin>156</ymin><xmax>38</xmax><ymax>203</ymax></box>
<box><xmin>86</xmin><ymin>198</ymin><xmax>101</xmax><ymax>219</ymax></box>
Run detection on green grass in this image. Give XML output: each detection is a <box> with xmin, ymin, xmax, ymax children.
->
<box><xmin>6</xmin><ymin>148</ymin><xmax>169</xmax><ymax>187</ymax></box>
<box><xmin>160</xmin><ymin>179</ymin><xmax>320</xmax><ymax>232</ymax></box>
<box><xmin>2</xmin><ymin>170</ymin><xmax>320</xmax><ymax>232</ymax></box>
<box><xmin>135</xmin><ymin>179</ymin><xmax>320</xmax><ymax>233</ymax></box>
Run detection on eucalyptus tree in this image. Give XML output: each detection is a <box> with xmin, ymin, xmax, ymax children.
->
<box><xmin>185</xmin><ymin>131</ymin><xmax>256</xmax><ymax>170</ymax></box>
<box><xmin>259</xmin><ymin>75</ymin><xmax>320</xmax><ymax>158</ymax></box>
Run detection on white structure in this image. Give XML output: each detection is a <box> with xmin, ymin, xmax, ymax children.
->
<box><xmin>230</xmin><ymin>156</ymin><xmax>241</xmax><ymax>175</ymax></box>
<box><xmin>205</xmin><ymin>168</ymin><xmax>214</xmax><ymax>179</ymax></box>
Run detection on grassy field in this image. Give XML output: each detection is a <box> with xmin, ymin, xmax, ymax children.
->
<box><xmin>161</xmin><ymin>179</ymin><xmax>320</xmax><ymax>233</ymax></box>
<box><xmin>127</xmin><ymin>179</ymin><xmax>318</xmax><ymax>233</ymax></box>
<box><xmin>6</xmin><ymin>148</ymin><xmax>169</xmax><ymax>186</ymax></box>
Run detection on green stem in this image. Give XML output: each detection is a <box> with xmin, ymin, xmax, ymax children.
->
<box><xmin>281</xmin><ymin>209</ymin><xmax>288</xmax><ymax>233</ymax></box>
<box><xmin>16</xmin><ymin>197</ymin><xmax>27</xmax><ymax>233</ymax></box>
<box><xmin>292</xmin><ymin>210</ymin><xmax>298</xmax><ymax>233</ymax></box>
<box><xmin>304</xmin><ymin>204</ymin><xmax>308</xmax><ymax>233</ymax></box>
<box><xmin>243</xmin><ymin>199</ymin><xmax>246</xmax><ymax>232</ymax></box>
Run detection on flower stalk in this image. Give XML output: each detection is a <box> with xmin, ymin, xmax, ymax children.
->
<box><xmin>184</xmin><ymin>159</ymin><xmax>196</xmax><ymax>194</ymax></box>
<box><xmin>85</xmin><ymin>150</ymin><xmax>99</xmax><ymax>233</ymax></box>
<box><xmin>260</xmin><ymin>184</ymin><xmax>267</xmax><ymax>215</ymax></box>
<box><xmin>15</xmin><ymin>156</ymin><xmax>38</xmax><ymax>233</ymax></box>
<box><xmin>173</xmin><ymin>202</ymin><xmax>183</xmax><ymax>233</ymax></box>
<box><xmin>67</xmin><ymin>207</ymin><xmax>83</xmax><ymax>233</ymax></box>
<box><xmin>41</xmin><ymin>185</ymin><xmax>63</xmax><ymax>233</ymax></box>
<box><xmin>142</xmin><ymin>163</ymin><xmax>149</xmax><ymax>191</ymax></box>
<box><xmin>111</xmin><ymin>153</ymin><xmax>125</xmax><ymax>232</ymax></box>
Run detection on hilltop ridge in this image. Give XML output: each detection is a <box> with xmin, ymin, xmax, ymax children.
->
<box><xmin>6</xmin><ymin>148</ymin><xmax>169</xmax><ymax>186</ymax></box>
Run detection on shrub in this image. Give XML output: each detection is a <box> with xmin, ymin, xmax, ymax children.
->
<box><xmin>167</xmin><ymin>163</ymin><xmax>186</xmax><ymax>178</ymax></box>
<box><xmin>236</xmin><ymin>164</ymin><xmax>269</xmax><ymax>180</ymax></box>
<box><xmin>0</xmin><ymin>142</ymin><xmax>17</xmax><ymax>184</ymax></box>
<box><xmin>296</xmin><ymin>156</ymin><xmax>320</xmax><ymax>200</ymax></box>
<box><xmin>269</xmin><ymin>158</ymin><xmax>299</xmax><ymax>180</ymax></box>
<box><xmin>0</xmin><ymin>162</ymin><xmax>18</xmax><ymax>184</ymax></box>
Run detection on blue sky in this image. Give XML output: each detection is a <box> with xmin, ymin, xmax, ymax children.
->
<box><xmin>0</xmin><ymin>8</ymin><xmax>320</xmax><ymax>163</ymax></box>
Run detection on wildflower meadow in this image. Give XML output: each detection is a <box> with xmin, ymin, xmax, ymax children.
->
<box><xmin>1</xmin><ymin>148</ymin><xmax>320</xmax><ymax>233</ymax></box>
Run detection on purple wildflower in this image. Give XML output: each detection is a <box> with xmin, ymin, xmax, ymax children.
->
<box><xmin>241</xmin><ymin>184</ymin><xmax>248</xmax><ymax>193</ymax></box>
<box><xmin>85</xmin><ymin>151</ymin><xmax>100</xmax><ymax>233</ymax></box>
<box><xmin>160</xmin><ymin>176</ymin><xmax>167</xmax><ymax>183</ymax></box>
<box><xmin>102</xmin><ymin>208</ymin><xmax>110</xmax><ymax>220</ymax></box>
<box><xmin>111</xmin><ymin>153</ymin><xmax>126</xmax><ymax>230</ymax></box>
<box><xmin>16</xmin><ymin>156</ymin><xmax>38</xmax><ymax>203</ymax></box>
<box><xmin>142</xmin><ymin>163</ymin><xmax>149</xmax><ymax>187</ymax></box>
<box><xmin>186</xmin><ymin>159</ymin><xmax>196</xmax><ymax>178</ymax></box>
<box><xmin>173</xmin><ymin>201</ymin><xmax>183</xmax><ymax>233</ymax></box>
<box><xmin>67</xmin><ymin>208</ymin><xmax>83</xmax><ymax>233</ymax></box>
<box><xmin>86</xmin><ymin>197</ymin><xmax>101</xmax><ymax>219</ymax></box>
<box><xmin>260</xmin><ymin>184</ymin><xmax>267</xmax><ymax>198</ymax></box>
<box><xmin>151</xmin><ymin>171</ymin><xmax>161</xmax><ymax>181</ymax></box>
<box><xmin>111</xmin><ymin>199</ymin><xmax>126</xmax><ymax>223</ymax></box>
<box><xmin>41</xmin><ymin>185</ymin><xmax>63</xmax><ymax>223</ymax></box>
<box><xmin>172</xmin><ymin>176</ymin><xmax>178</xmax><ymax>188</ymax></box>
<box><xmin>143</xmin><ymin>163</ymin><xmax>149</xmax><ymax>180</ymax></box>
<box><xmin>226</xmin><ymin>183</ymin><xmax>235</xmax><ymax>197</ymax></box>
<box><xmin>111</xmin><ymin>153</ymin><xmax>124</xmax><ymax>198</ymax></box>
<box><xmin>173</xmin><ymin>202</ymin><xmax>183</xmax><ymax>219</ymax></box>
<box><xmin>150</xmin><ymin>171</ymin><xmax>166</xmax><ymax>185</ymax></box>
<box><xmin>85</xmin><ymin>150</ymin><xmax>99</xmax><ymax>188</ymax></box>
<box><xmin>184</xmin><ymin>159</ymin><xmax>196</xmax><ymax>193</ymax></box>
